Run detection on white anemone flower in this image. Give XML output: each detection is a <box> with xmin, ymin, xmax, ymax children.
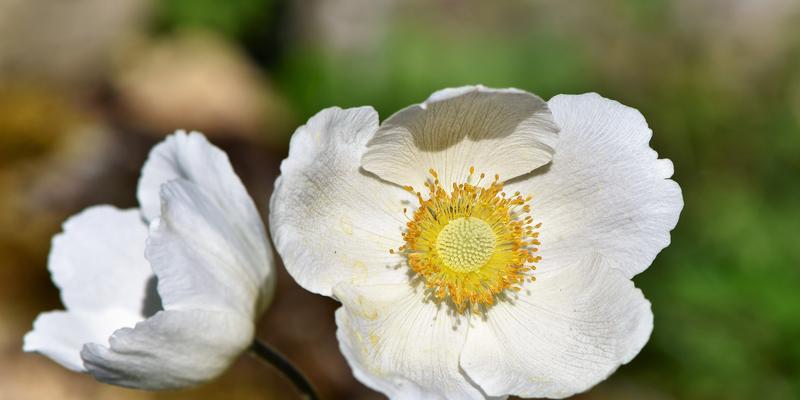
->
<box><xmin>24</xmin><ymin>131</ymin><xmax>275</xmax><ymax>390</ymax></box>
<box><xmin>270</xmin><ymin>86</ymin><xmax>683</xmax><ymax>399</ymax></box>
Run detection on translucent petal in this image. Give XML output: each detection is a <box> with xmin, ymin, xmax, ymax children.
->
<box><xmin>461</xmin><ymin>256</ymin><xmax>652</xmax><ymax>398</ymax></box>
<box><xmin>334</xmin><ymin>281</ymin><xmax>484</xmax><ymax>400</ymax></box>
<box><xmin>508</xmin><ymin>93</ymin><xmax>682</xmax><ymax>278</ymax></box>
<box><xmin>362</xmin><ymin>85</ymin><xmax>558</xmax><ymax>190</ymax></box>
<box><xmin>270</xmin><ymin>107</ymin><xmax>413</xmax><ymax>296</ymax></box>
<box><xmin>81</xmin><ymin>309</ymin><xmax>254</xmax><ymax>390</ymax></box>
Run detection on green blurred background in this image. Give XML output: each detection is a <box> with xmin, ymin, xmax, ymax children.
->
<box><xmin>1</xmin><ymin>0</ymin><xmax>799</xmax><ymax>399</ymax></box>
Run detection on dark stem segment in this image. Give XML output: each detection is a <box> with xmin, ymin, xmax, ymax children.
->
<box><xmin>249</xmin><ymin>339</ymin><xmax>320</xmax><ymax>400</ymax></box>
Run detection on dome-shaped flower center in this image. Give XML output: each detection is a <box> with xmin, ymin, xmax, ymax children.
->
<box><xmin>435</xmin><ymin>217</ymin><xmax>495</xmax><ymax>273</ymax></box>
<box><xmin>392</xmin><ymin>168</ymin><xmax>541</xmax><ymax>313</ymax></box>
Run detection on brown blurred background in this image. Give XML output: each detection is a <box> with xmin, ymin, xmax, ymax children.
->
<box><xmin>2</xmin><ymin>0</ymin><xmax>799</xmax><ymax>399</ymax></box>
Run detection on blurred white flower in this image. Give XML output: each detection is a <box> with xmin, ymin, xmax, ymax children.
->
<box><xmin>270</xmin><ymin>86</ymin><xmax>683</xmax><ymax>399</ymax></box>
<box><xmin>24</xmin><ymin>131</ymin><xmax>275</xmax><ymax>390</ymax></box>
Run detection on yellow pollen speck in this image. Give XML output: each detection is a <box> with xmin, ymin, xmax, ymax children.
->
<box><xmin>392</xmin><ymin>169</ymin><xmax>542</xmax><ymax>313</ymax></box>
<box><xmin>339</xmin><ymin>216</ymin><xmax>353</xmax><ymax>235</ymax></box>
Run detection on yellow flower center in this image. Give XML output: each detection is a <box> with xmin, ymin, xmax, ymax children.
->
<box><xmin>392</xmin><ymin>168</ymin><xmax>541</xmax><ymax>313</ymax></box>
<box><xmin>435</xmin><ymin>217</ymin><xmax>495</xmax><ymax>273</ymax></box>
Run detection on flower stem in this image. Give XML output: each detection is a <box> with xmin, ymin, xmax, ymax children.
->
<box><xmin>249</xmin><ymin>339</ymin><xmax>320</xmax><ymax>400</ymax></box>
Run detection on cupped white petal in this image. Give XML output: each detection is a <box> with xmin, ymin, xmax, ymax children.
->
<box><xmin>270</xmin><ymin>107</ymin><xmax>414</xmax><ymax>296</ymax></box>
<box><xmin>47</xmin><ymin>206</ymin><xmax>154</xmax><ymax>315</ymax></box>
<box><xmin>334</xmin><ymin>281</ymin><xmax>484</xmax><ymax>400</ymax></box>
<box><xmin>361</xmin><ymin>85</ymin><xmax>558</xmax><ymax>190</ymax></box>
<box><xmin>81</xmin><ymin>309</ymin><xmax>254</xmax><ymax>390</ymax></box>
<box><xmin>27</xmin><ymin>133</ymin><xmax>271</xmax><ymax>389</ymax></box>
<box><xmin>140</xmin><ymin>130</ymin><xmax>273</xmax><ymax>313</ymax></box>
<box><xmin>23</xmin><ymin>309</ymin><xmax>142</xmax><ymax>373</ymax></box>
<box><xmin>147</xmin><ymin>178</ymin><xmax>273</xmax><ymax>317</ymax></box>
<box><xmin>460</xmin><ymin>255</ymin><xmax>653</xmax><ymax>399</ymax></box>
<box><xmin>24</xmin><ymin>206</ymin><xmax>154</xmax><ymax>371</ymax></box>
<box><xmin>507</xmin><ymin>93</ymin><xmax>683</xmax><ymax>278</ymax></box>
<box><xmin>137</xmin><ymin>131</ymin><xmax>264</xmax><ymax>230</ymax></box>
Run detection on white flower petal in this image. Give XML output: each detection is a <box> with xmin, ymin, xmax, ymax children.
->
<box><xmin>270</xmin><ymin>107</ymin><xmax>414</xmax><ymax>296</ymax></box>
<box><xmin>23</xmin><ymin>309</ymin><xmax>141</xmax><ymax>373</ymax></box>
<box><xmin>46</xmin><ymin>206</ymin><xmax>153</xmax><ymax>315</ymax></box>
<box><xmin>361</xmin><ymin>85</ymin><xmax>558</xmax><ymax>190</ymax></box>
<box><xmin>81</xmin><ymin>309</ymin><xmax>254</xmax><ymax>390</ymax></box>
<box><xmin>147</xmin><ymin>178</ymin><xmax>273</xmax><ymax>317</ymax></box>
<box><xmin>334</xmin><ymin>282</ymin><xmax>484</xmax><ymax>400</ymax></box>
<box><xmin>460</xmin><ymin>255</ymin><xmax>653</xmax><ymax>399</ymax></box>
<box><xmin>137</xmin><ymin>131</ymin><xmax>262</xmax><ymax>228</ymax></box>
<box><xmin>507</xmin><ymin>93</ymin><xmax>683</xmax><ymax>278</ymax></box>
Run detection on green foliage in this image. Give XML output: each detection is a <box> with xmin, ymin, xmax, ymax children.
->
<box><xmin>154</xmin><ymin>0</ymin><xmax>274</xmax><ymax>39</ymax></box>
<box><xmin>636</xmin><ymin>180</ymin><xmax>800</xmax><ymax>399</ymax></box>
<box><xmin>276</xmin><ymin>25</ymin><xmax>592</xmax><ymax>121</ymax></box>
